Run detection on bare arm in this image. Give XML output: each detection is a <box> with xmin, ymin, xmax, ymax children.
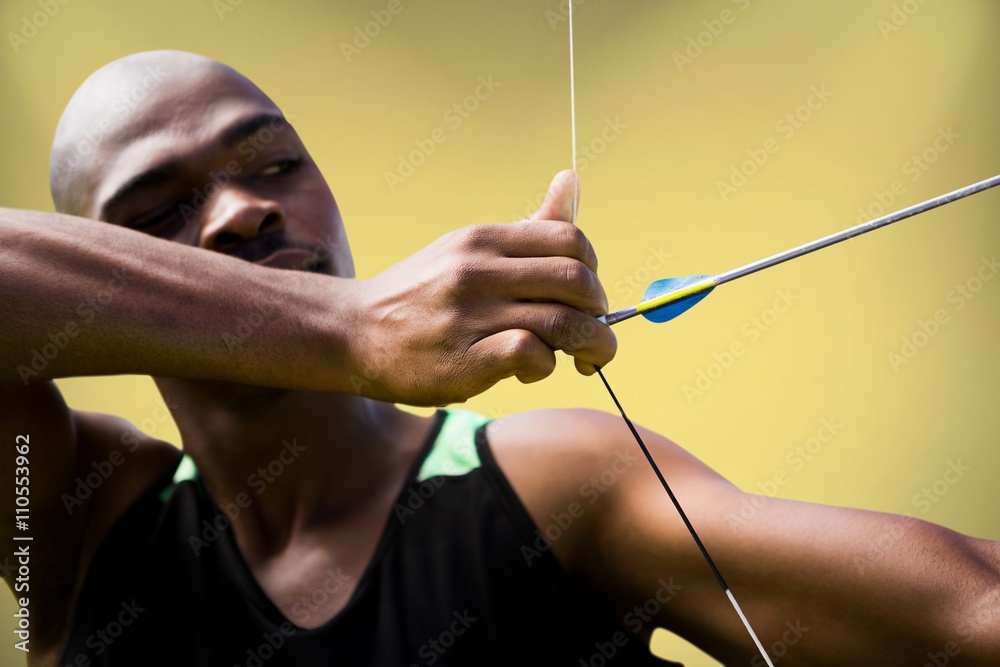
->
<box><xmin>601</xmin><ymin>417</ymin><xmax>1000</xmax><ymax>665</ymax></box>
<box><xmin>0</xmin><ymin>207</ymin><xmax>360</xmax><ymax>391</ymax></box>
<box><xmin>490</xmin><ymin>410</ymin><xmax>1000</xmax><ymax>665</ymax></box>
<box><xmin>0</xmin><ymin>175</ymin><xmax>614</xmax><ymax>405</ymax></box>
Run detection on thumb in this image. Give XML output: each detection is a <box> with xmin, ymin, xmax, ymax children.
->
<box><xmin>528</xmin><ymin>170</ymin><xmax>580</xmax><ymax>223</ymax></box>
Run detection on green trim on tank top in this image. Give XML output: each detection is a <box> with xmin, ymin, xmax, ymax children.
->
<box><xmin>158</xmin><ymin>453</ymin><xmax>199</xmax><ymax>502</ymax></box>
<box><xmin>416</xmin><ymin>409</ymin><xmax>490</xmax><ymax>482</ymax></box>
<box><xmin>158</xmin><ymin>408</ymin><xmax>489</xmax><ymax>501</ymax></box>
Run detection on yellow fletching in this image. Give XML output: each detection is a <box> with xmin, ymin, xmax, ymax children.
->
<box><xmin>635</xmin><ymin>277</ymin><xmax>716</xmax><ymax>314</ymax></box>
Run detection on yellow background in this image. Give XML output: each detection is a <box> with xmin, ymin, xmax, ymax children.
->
<box><xmin>2</xmin><ymin>1</ymin><xmax>999</xmax><ymax>665</ymax></box>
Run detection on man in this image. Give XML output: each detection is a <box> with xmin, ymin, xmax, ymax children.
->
<box><xmin>1</xmin><ymin>51</ymin><xmax>997</xmax><ymax>666</ymax></box>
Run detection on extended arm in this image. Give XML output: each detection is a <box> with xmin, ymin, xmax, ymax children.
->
<box><xmin>600</xmin><ymin>417</ymin><xmax>1000</xmax><ymax>665</ymax></box>
<box><xmin>0</xmin><ymin>171</ymin><xmax>614</xmax><ymax>405</ymax></box>
<box><xmin>0</xmin><ymin>207</ymin><xmax>358</xmax><ymax>391</ymax></box>
<box><xmin>489</xmin><ymin>410</ymin><xmax>1000</xmax><ymax>665</ymax></box>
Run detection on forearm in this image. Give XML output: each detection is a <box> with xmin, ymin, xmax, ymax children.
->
<box><xmin>721</xmin><ymin>498</ymin><xmax>1000</xmax><ymax>665</ymax></box>
<box><xmin>598</xmin><ymin>424</ymin><xmax>999</xmax><ymax>664</ymax></box>
<box><xmin>0</xmin><ymin>208</ymin><xmax>359</xmax><ymax>391</ymax></box>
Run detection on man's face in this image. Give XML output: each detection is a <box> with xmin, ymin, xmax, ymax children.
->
<box><xmin>77</xmin><ymin>61</ymin><xmax>353</xmax><ymax>277</ymax></box>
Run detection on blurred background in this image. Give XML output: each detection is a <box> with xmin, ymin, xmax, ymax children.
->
<box><xmin>1</xmin><ymin>1</ymin><xmax>998</xmax><ymax>664</ymax></box>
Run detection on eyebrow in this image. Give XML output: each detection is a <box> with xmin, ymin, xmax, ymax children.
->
<box><xmin>218</xmin><ymin>112</ymin><xmax>289</xmax><ymax>148</ymax></box>
<box><xmin>99</xmin><ymin>161</ymin><xmax>184</xmax><ymax>221</ymax></box>
<box><xmin>98</xmin><ymin>112</ymin><xmax>291</xmax><ymax>221</ymax></box>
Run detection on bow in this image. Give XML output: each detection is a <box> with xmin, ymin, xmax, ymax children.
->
<box><xmin>562</xmin><ymin>2</ymin><xmax>999</xmax><ymax>665</ymax></box>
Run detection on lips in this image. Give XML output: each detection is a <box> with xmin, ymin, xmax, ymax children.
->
<box><xmin>257</xmin><ymin>247</ymin><xmax>321</xmax><ymax>271</ymax></box>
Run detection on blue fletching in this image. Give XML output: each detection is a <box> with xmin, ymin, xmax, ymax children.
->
<box><xmin>641</xmin><ymin>275</ymin><xmax>714</xmax><ymax>323</ymax></box>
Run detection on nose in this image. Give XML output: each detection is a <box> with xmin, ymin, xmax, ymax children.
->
<box><xmin>199</xmin><ymin>188</ymin><xmax>285</xmax><ymax>251</ymax></box>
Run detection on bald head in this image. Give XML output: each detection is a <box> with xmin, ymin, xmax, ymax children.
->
<box><xmin>50</xmin><ymin>50</ymin><xmax>281</xmax><ymax>217</ymax></box>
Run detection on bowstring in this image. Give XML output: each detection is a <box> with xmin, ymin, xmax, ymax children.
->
<box><xmin>566</xmin><ymin>2</ymin><xmax>773</xmax><ymax>664</ymax></box>
<box><xmin>568</xmin><ymin>0</ymin><xmax>578</xmax><ymax>223</ymax></box>
<box><xmin>595</xmin><ymin>369</ymin><xmax>774</xmax><ymax>666</ymax></box>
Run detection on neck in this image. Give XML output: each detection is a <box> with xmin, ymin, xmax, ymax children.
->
<box><xmin>155</xmin><ymin>378</ymin><xmax>434</xmax><ymax>559</ymax></box>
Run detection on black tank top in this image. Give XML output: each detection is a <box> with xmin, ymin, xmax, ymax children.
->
<box><xmin>58</xmin><ymin>409</ymin><xmax>678</xmax><ymax>666</ymax></box>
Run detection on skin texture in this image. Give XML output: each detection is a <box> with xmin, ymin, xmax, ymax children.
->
<box><xmin>1</xmin><ymin>51</ymin><xmax>999</xmax><ymax>666</ymax></box>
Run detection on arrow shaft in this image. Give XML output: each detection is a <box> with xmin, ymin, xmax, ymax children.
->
<box><xmin>601</xmin><ymin>173</ymin><xmax>1000</xmax><ymax>325</ymax></box>
<box><xmin>715</xmin><ymin>173</ymin><xmax>1000</xmax><ymax>286</ymax></box>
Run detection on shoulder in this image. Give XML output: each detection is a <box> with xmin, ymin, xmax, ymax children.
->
<box><xmin>485</xmin><ymin>408</ymin><xmax>641</xmax><ymax>500</ymax></box>
<box><xmin>482</xmin><ymin>409</ymin><xmax>655</xmax><ymax>573</ymax></box>
<box><xmin>484</xmin><ymin>407</ymin><xmax>720</xmax><ymax>496</ymax></box>
<box><xmin>70</xmin><ymin>411</ymin><xmax>182</xmax><ymax>558</ymax></box>
<box><xmin>27</xmin><ymin>411</ymin><xmax>180</xmax><ymax>659</ymax></box>
<box><xmin>483</xmin><ymin>408</ymin><xmax>734</xmax><ymax>574</ymax></box>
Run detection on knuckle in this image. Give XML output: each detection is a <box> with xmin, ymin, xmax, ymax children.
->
<box><xmin>505</xmin><ymin>332</ymin><xmax>555</xmax><ymax>381</ymax></box>
<box><xmin>549</xmin><ymin>310</ymin><xmax>586</xmax><ymax>349</ymax></box>
<box><xmin>450</xmin><ymin>258</ymin><xmax>483</xmax><ymax>288</ymax></box>
<box><xmin>561</xmin><ymin>258</ymin><xmax>590</xmax><ymax>286</ymax></box>
<box><xmin>554</xmin><ymin>222</ymin><xmax>586</xmax><ymax>254</ymax></box>
<box><xmin>459</xmin><ymin>223</ymin><xmax>494</xmax><ymax>251</ymax></box>
<box><xmin>506</xmin><ymin>330</ymin><xmax>539</xmax><ymax>358</ymax></box>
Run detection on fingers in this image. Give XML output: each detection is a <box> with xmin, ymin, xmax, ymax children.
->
<box><xmin>502</xmin><ymin>302</ymin><xmax>617</xmax><ymax>369</ymax></box>
<box><xmin>529</xmin><ymin>170</ymin><xmax>580</xmax><ymax>224</ymax></box>
<box><xmin>471</xmin><ymin>330</ymin><xmax>557</xmax><ymax>385</ymax></box>
<box><xmin>440</xmin><ymin>170</ymin><xmax>614</xmax><ymax>391</ymax></box>
<box><xmin>453</xmin><ymin>254</ymin><xmax>604</xmax><ymax>316</ymax></box>
<box><xmin>470</xmin><ymin>304</ymin><xmax>617</xmax><ymax>385</ymax></box>
<box><xmin>461</xmin><ymin>219</ymin><xmax>599</xmax><ymax>273</ymax></box>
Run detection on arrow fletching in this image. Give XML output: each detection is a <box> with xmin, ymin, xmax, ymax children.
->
<box><xmin>637</xmin><ymin>275</ymin><xmax>716</xmax><ymax>323</ymax></box>
<box><xmin>600</xmin><ymin>173</ymin><xmax>1000</xmax><ymax>327</ymax></box>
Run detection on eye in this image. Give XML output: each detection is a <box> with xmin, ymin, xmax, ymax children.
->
<box><xmin>129</xmin><ymin>205</ymin><xmax>187</xmax><ymax>236</ymax></box>
<box><xmin>258</xmin><ymin>159</ymin><xmax>301</xmax><ymax>177</ymax></box>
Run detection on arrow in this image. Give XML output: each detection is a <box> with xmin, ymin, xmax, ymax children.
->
<box><xmin>599</xmin><ymin>173</ymin><xmax>1000</xmax><ymax>326</ymax></box>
